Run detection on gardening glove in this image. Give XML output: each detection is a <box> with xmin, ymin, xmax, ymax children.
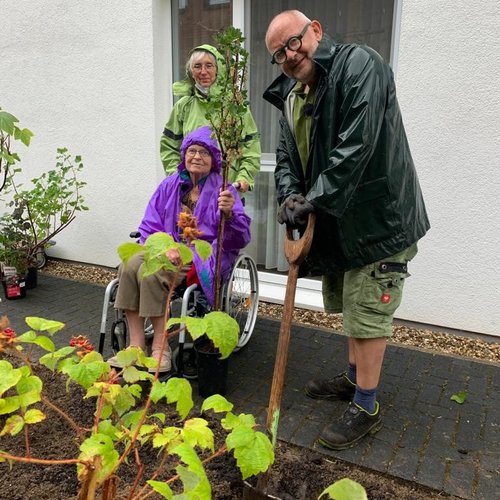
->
<box><xmin>277</xmin><ymin>194</ymin><xmax>314</xmax><ymax>229</ymax></box>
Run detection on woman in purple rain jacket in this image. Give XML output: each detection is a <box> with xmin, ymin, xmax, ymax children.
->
<box><xmin>108</xmin><ymin>126</ymin><xmax>251</xmax><ymax>372</ymax></box>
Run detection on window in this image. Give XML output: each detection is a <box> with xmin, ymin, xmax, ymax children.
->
<box><xmin>248</xmin><ymin>0</ymin><xmax>395</xmax><ymax>154</ymax></box>
<box><xmin>171</xmin><ymin>0</ymin><xmax>232</xmax><ymax>83</ymax></box>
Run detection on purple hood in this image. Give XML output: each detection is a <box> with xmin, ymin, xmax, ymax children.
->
<box><xmin>177</xmin><ymin>125</ymin><xmax>222</xmax><ymax>174</ymax></box>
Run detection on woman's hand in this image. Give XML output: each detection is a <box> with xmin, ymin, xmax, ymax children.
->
<box><xmin>218</xmin><ymin>188</ymin><xmax>235</xmax><ymax>218</ymax></box>
<box><xmin>233</xmin><ymin>180</ymin><xmax>250</xmax><ymax>193</ymax></box>
<box><xmin>166</xmin><ymin>248</ymin><xmax>182</xmax><ymax>267</ymax></box>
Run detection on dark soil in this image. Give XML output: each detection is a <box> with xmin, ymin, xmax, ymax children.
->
<box><xmin>0</xmin><ymin>358</ymin><xmax>459</xmax><ymax>500</ymax></box>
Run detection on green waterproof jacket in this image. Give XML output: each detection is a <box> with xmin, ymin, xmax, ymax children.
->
<box><xmin>160</xmin><ymin>44</ymin><xmax>261</xmax><ymax>188</ymax></box>
<box><xmin>263</xmin><ymin>35</ymin><xmax>430</xmax><ymax>274</ymax></box>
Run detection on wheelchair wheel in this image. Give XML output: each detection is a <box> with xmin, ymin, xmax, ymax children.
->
<box><xmin>224</xmin><ymin>254</ymin><xmax>259</xmax><ymax>351</ymax></box>
<box><xmin>110</xmin><ymin>319</ymin><xmax>128</xmax><ymax>354</ymax></box>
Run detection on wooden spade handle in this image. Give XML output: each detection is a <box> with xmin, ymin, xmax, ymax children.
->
<box><xmin>266</xmin><ymin>213</ymin><xmax>316</xmax><ymax>434</ymax></box>
<box><xmin>283</xmin><ymin>212</ymin><xmax>316</xmax><ymax>265</ymax></box>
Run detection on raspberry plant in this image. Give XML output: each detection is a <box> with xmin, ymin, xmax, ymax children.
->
<box><xmin>0</xmin><ymin>232</ymin><xmax>274</xmax><ymax>499</ymax></box>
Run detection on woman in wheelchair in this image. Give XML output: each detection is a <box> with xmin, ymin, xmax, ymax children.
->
<box><xmin>107</xmin><ymin>126</ymin><xmax>251</xmax><ymax>372</ymax></box>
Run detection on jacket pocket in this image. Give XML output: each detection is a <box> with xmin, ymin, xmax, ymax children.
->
<box><xmin>338</xmin><ymin>177</ymin><xmax>397</xmax><ymax>257</ymax></box>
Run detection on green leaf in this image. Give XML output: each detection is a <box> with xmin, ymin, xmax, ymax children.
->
<box><xmin>14</xmin><ymin>127</ymin><xmax>34</xmax><ymax>147</ymax></box>
<box><xmin>120</xmin><ymin>410</ymin><xmax>144</xmax><ymax>429</ymax></box>
<box><xmin>152</xmin><ymin>425</ymin><xmax>182</xmax><ymax>450</ymax></box>
<box><xmin>221</xmin><ymin>411</ymin><xmax>255</xmax><ymax>431</ymax></box>
<box><xmin>144</xmin><ymin>232</ymin><xmax>175</xmax><ymax>258</ymax></box>
<box><xmin>167</xmin><ymin>316</ymin><xmax>206</xmax><ymax>339</ymax></box>
<box><xmin>182</xmin><ymin>418</ymin><xmax>214</xmax><ymax>452</ymax></box>
<box><xmin>25</xmin><ymin>317</ymin><xmax>65</xmax><ymax>334</ymax></box>
<box><xmin>0</xmin><ymin>110</ymin><xmax>18</xmax><ymax>135</ymax></box>
<box><xmin>204</xmin><ymin>311</ymin><xmax>239</xmax><ymax>359</ymax></box>
<box><xmin>318</xmin><ymin>478</ymin><xmax>368</xmax><ymax>500</ymax></box>
<box><xmin>450</xmin><ymin>390</ymin><xmax>467</xmax><ymax>404</ymax></box>
<box><xmin>140</xmin><ymin>256</ymin><xmax>166</xmax><ymax>277</ymax></box>
<box><xmin>194</xmin><ymin>239</ymin><xmax>212</xmax><ymax>262</ymax></box>
<box><xmin>201</xmin><ymin>394</ymin><xmax>233</xmax><ymax>414</ymax></box>
<box><xmin>147</xmin><ymin>480</ymin><xmax>173</xmax><ymax>499</ymax></box>
<box><xmin>150</xmin><ymin>380</ymin><xmax>170</xmax><ymax>404</ymax></box>
<box><xmin>16</xmin><ymin>374</ymin><xmax>43</xmax><ymax>408</ymax></box>
<box><xmin>0</xmin><ymin>414</ymin><xmax>24</xmax><ymax>437</ymax></box>
<box><xmin>39</xmin><ymin>346</ymin><xmax>76</xmax><ymax>371</ymax></box>
<box><xmin>226</xmin><ymin>427</ymin><xmax>274</xmax><ymax>479</ymax></box>
<box><xmin>117</xmin><ymin>241</ymin><xmax>143</xmax><ymax>265</ymax></box>
<box><xmin>78</xmin><ymin>433</ymin><xmax>120</xmax><ymax>482</ymax></box>
<box><xmin>171</xmin><ymin>443</ymin><xmax>211</xmax><ymax>498</ymax></box>
<box><xmin>122</xmin><ymin>365</ymin><xmax>154</xmax><ymax>384</ymax></box>
<box><xmin>0</xmin><ymin>395</ymin><xmax>21</xmax><ymax>415</ymax></box>
<box><xmin>16</xmin><ymin>331</ymin><xmax>55</xmax><ymax>352</ymax></box>
<box><xmin>0</xmin><ymin>360</ymin><xmax>23</xmax><ymax>396</ymax></box>
<box><xmin>178</xmin><ymin>244</ymin><xmax>193</xmax><ymax>266</ymax></box>
<box><xmin>113</xmin><ymin>347</ymin><xmax>140</xmax><ymax>368</ymax></box>
<box><xmin>24</xmin><ymin>408</ymin><xmax>46</xmax><ymax>425</ymax></box>
<box><xmin>165</xmin><ymin>377</ymin><xmax>193</xmax><ymax>420</ymax></box>
<box><xmin>62</xmin><ymin>356</ymin><xmax>109</xmax><ymax>389</ymax></box>
<box><xmin>176</xmin><ymin>467</ymin><xmax>204</xmax><ymax>497</ymax></box>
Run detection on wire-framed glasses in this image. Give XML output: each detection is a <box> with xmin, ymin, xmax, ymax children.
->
<box><xmin>271</xmin><ymin>22</ymin><xmax>311</xmax><ymax>65</ymax></box>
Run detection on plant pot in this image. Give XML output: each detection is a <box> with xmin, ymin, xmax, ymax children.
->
<box><xmin>194</xmin><ymin>336</ymin><xmax>229</xmax><ymax>398</ymax></box>
<box><xmin>242</xmin><ymin>481</ymin><xmax>282</xmax><ymax>499</ymax></box>
<box><xmin>2</xmin><ymin>275</ymin><xmax>27</xmax><ymax>300</ymax></box>
<box><xmin>25</xmin><ymin>266</ymin><xmax>38</xmax><ymax>289</ymax></box>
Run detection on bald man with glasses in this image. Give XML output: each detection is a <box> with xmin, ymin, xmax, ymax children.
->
<box><xmin>263</xmin><ymin>10</ymin><xmax>430</xmax><ymax>450</ymax></box>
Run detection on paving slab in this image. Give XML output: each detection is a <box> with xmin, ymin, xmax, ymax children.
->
<box><xmin>1</xmin><ymin>273</ymin><xmax>499</xmax><ymax>499</ymax></box>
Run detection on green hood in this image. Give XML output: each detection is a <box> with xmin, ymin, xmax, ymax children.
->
<box><xmin>172</xmin><ymin>44</ymin><xmax>226</xmax><ymax>98</ymax></box>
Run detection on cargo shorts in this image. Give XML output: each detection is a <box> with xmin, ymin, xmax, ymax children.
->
<box><xmin>322</xmin><ymin>244</ymin><xmax>418</xmax><ymax>338</ymax></box>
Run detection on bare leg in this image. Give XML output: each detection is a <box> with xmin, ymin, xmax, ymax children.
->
<box><xmin>350</xmin><ymin>337</ymin><xmax>387</xmax><ymax>389</ymax></box>
<box><xmin>150</xmin><ymin>316</ymin><xmax>167</xmax><ymax>353</ymax></box>
<box><xmin>124</xmin><ymin>309</ymin><xmax>146</xmax><ymax>349</ymax></box>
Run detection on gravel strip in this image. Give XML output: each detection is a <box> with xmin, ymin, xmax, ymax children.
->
<box><xmin>41</xmin><ymin>259</ymin><xmax>499</xmax><ymax>363</ymax></box>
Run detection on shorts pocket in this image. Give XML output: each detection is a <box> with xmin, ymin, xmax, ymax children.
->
<box><xmin>355</xmin><ymin>266</ymin><xmax>407</xmax><ymax>317</ymax></box>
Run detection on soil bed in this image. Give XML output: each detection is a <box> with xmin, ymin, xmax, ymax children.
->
<box><xmin>0</xmin><ymin>359</ymin><xmax>460</xmax><ymax>500</ymax></box>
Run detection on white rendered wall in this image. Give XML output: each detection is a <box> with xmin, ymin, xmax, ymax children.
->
<box><xmin>393</xmin><ymin>0</ymin><xmax>500</xmax><ymax>336</ymax></box>
<box><xmin>0</xmin><ymin>0</ymin><xmax>169</xmax><ymax>267</ymax></box>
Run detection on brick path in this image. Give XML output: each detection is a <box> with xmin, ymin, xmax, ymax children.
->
<box><xmin>2</xmin><ymin>274</ymin><xmax>499</xmax><ymax>499</ymax></box>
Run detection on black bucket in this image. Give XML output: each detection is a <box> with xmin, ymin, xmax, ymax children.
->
<box><xmin>25</xmin><ymin>267</ymin><xmax>38</xmax><ymax>289</ymax></box>
<box><xmin>194</xmin><ymin>336</ymin><xmax>229</xmax><ymax>398</ymax></box>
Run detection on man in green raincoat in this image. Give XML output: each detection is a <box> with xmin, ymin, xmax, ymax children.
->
<box><xmin>264</xmin><ymin>10</ymin><xmax>430</xmax><ymax>450</ymax></box>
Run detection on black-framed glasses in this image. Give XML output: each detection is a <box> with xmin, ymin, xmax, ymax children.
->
<box><xmin>186</xmin><ymin>147</ymin><xmax>211</xmax><ymax>159</ymax></box>
<box><xmin>271</xmin><ymin>22</ymin><xmax>311</xmax><ymax>65</ymax></box>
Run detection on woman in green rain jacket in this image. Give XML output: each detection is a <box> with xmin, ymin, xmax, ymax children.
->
<box><xmin>160</xmin><ymin>44</ymin><xmax>261</xmax><ymax>193</ymax></box>
<box><xmin>263</xmin><ymin>34</ymin><xmax>430</xmax><ymax>274</ymax></box>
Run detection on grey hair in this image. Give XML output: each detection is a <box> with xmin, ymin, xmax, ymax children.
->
<box><xmin>186</xmin><ymin>50</ymin><xmax>217</xmax><ymax>79</ymax></box>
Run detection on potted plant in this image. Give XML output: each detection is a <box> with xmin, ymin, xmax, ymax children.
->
<box><xmin>0</xmin><ymin>209</ymin><xmax>31</xmax><ymax>298</ymax></box>
<box><xmin>0</xmin><ymin>108</ymin><xmax>33</xmax><ymax>296</ymax></box>
<box><xmin>0</xmin><ymin>146</ymin><xmax>88</xmax><ymax>286</ymax></box>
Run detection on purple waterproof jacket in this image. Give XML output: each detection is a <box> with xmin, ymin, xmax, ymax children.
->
<box><xmin>138</xmin><ymin>126</ymin><xmax>251</xmax><ymax>305</ymax></box>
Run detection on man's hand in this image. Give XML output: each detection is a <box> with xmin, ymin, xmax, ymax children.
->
<box><xmin>277</xmin><ymin>194</ymin><xmax>314</xmax><ymax>228</ymax></box>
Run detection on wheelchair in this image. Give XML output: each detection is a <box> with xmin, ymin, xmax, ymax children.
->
<box><xmin>97</xmin><ymin>253</ymin><xmax>259</xmax><ymax>378</ymax></box>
